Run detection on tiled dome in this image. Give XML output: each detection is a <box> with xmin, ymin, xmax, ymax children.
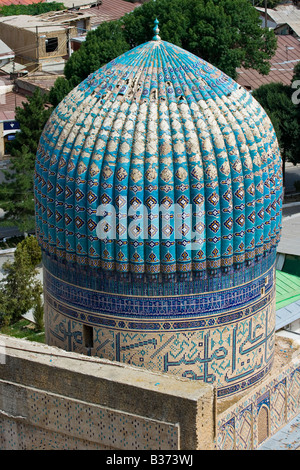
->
<box><xmin>35</xmin><ymin>24</ymin><xmax>283</xmax><ymax>396</ymax></box>
<box><xmin>35</xmin><ymin>27</ymin><xmax>282</xmax><ymax>279</ymax></box>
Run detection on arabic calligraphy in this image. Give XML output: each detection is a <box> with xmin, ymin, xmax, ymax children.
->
<box><xmin>50</xmin><ymin>320</ymin><xmax>82</xmax><ymax>350</ymax></box>
<box><xmin>162</xmin><ymin>308</ymin><xmax>275</xmax><ymax>387</ymax></box>
<box><xmin>163</xmin><ymin>332</ymin><xmax>227</xmax><ymax>383</ymax></box>
<box><xmin>45</xmin><ymin>257</ymin><xmax>277</xmax><ymax>398</ymax></box>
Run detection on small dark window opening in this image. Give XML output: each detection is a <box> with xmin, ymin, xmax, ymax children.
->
<box><xmin>46</xmin><ymin>37</ymin><xmax>58</xmax><ymax>53</ymax></box>
<box><xmin>83</xmin><ymin>325</ymin><xmax>93</xmax><ymax>349</ymax></box>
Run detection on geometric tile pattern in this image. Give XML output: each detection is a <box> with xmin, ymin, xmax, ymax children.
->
<box><xmin>272</xmin><ymin>381</ymin><xmax>286</xmax><ymax>430</ymax></box>
<box><xmin>288</xmin><ymin>369</ymin><xmax>300</xmax><ymax>419</ymax></box>
<box><xmin>44</xmin><ymin>254</ymin><xmax>277</xmax><ymax>399</ymax></box>
<box><xmin>0</xmin><ymin>384</ymin><xmax>179</xmax><ymax>450</ymax></box>
<box><xmin>34</xmin><ymin>28</ymin><xmax>283</xmax><ymax>278</ymax></box>
<box><xmin>237</xmin><ymin>409</ymin><xmax>252</xmax><ymax>449</ymax></box>
<box><xmin>34</xmin><ymin>25</ymin><xmax>283</xmax><ymax>408</ymax></box>
<box><xmin>217</xmin><ymin>363</ymin><xmax>300</xmax><ymax>449</ymax></box>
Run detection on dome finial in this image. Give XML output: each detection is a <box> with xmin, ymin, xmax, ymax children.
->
<box><xmin>152</xmin><ymin>18</ymin><xmax>161</xmax><ymax>41</ymax></box>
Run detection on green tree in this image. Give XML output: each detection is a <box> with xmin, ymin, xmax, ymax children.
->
<box><xmin>32</xmin><ymin>283</ymin><xmax>44</xmax><ymax>331</ymax></box>
<box><xmin>65</xmin><ymin>20</ymin><xmax>130</xmax><ymax>86</ymax></box>
<box><xmin>0</xmin><ymin>89</ymin><xmax>51</xmax><ymax>232</ymax></box>
<box><xmin>48</xmin><ymin>76</ymin><xmax>73</xmax><ymax>108</ymax></box>
<box><xmin>0</xmin><ymin>236</ymin><xmax>43</xmax><ymax>326</ymax></box>
<box><xmin>16</xmin><ymin>234</ymin><xmax>42</xmax><ymax>268</ymax></box>
<box><xmin>49</xmin><ymin>0</ymin><xmax>277</xmax><ymax>106</ymax></box>
<box><xmin>121</xmin><ymin>0</ymin><xmax>277</xmax><ymax>79</ymax></box>
<box><xmin>0</xmin><ymin>2</ymin><xmax>65</xmax><ymax>16</ymax></box>
<box><xmin>252</xmin><ymin>82</ymin><xmax>300</xmax><ymax>186</ymax></box>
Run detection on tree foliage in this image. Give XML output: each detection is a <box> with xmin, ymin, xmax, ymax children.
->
<box><xmin>49</xmin><ymin>0</ymin><xmax>277</xmax><ymax>106</ymax></box>
<box><xmin>122</xmin><ymin>0</ymin><xmax>277</xmax><ymax>79</ymax></box>
<box><xmin>48</xmin><ymin>76</ymin><xmax>73</xmax><ymax>108</ymax></box>
<box><xmin>0</xmin><ymin>236</ymin><xmax>43</xmax><ymax>326</ymax></box>
<box><xmin>16</xmin><ymin>234</ymin><xmax>42</xmax><ymax>269</ymax></box>
<box><xmin>0</xmin><ymin>89</ymin><xmax>51</xmax><ymax>232</ymax></box>
<box><xmin>65</xmin><ymin>20</ymin><xmax>130</xmax><ymax>87</ymax></box>
<box><xmin>252</xmin><ymin>82</ymin><xmax>300</xmax><ymax>184</ymax></box>
<box><xmin>0</xmin><ymin>2</ymin><xmax>65</xmax><ymax>16</ymax></box>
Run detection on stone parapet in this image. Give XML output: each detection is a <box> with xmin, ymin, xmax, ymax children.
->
<box><xmin>0</xmin><ymin>334</ymin><xmax>215</xmax><ymax>450</ymax></box>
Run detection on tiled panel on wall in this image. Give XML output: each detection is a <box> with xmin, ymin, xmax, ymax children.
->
<box><xmin>44</xmin><ymin>261</ymin><xmax>277</xmax><ymax>399</ymax></box>
<box><xmin>0</xmin><ymin>382</ymin><xmax>179</xmax><ymax>450</ymax></box>
<box><xmin>0</xmin><ymin>416</ymin><xmax>109</xmax><ymax>450</ymax></box>
<box><xmin>217</xmin><ymin>364</ymin><xmax>300</xmax><ymax>450</ymax></box>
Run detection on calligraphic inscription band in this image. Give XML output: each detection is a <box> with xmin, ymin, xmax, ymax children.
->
<box><xmin>44</xmin><ymin>252</ymin><xmax>276</xmax><ymax>398</ymax></box>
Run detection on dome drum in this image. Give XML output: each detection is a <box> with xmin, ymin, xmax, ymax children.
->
<box><xmin>43</xmin><ymin>248</ymin><xmax>276</xmax><ymax>398</ymax></box>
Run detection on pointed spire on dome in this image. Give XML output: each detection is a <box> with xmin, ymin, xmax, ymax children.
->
<box><xmin>152</xmin><ymin>18</ymin><xmax>161</xmax><ymax>41</ymax></box>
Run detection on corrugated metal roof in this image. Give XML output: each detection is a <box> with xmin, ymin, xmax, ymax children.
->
<box><xmin>0</xmin><ymin>61</ymin><xmax>27</xmax><ymax>74</ymax></box>
<box><xmin>276</xmin><ymin>300</ymin><xmax>300</xmax><ymax>330</ymax></box>
<box><xmin>256</xmin><ymin>4</ymin><xmax>300</xmax><ymax>26</ymax></box>
<box><xmin>0</xmin><ymin>9</ymin><xmax>92</xmax><ymax>32</ymax></box>
<box><xmin>89</xmin><ymin>0</ymin><xmax>142</xmax><ymax>27</ymax></box>
<box><xmin>278</xmin><ymin>21</ymin><xmax>300</xmax><ymax>38</ymax></box>
<box><xmin>256</xmin><ymin>5</ymin><xmax>300</xmax><ymax>44</ymax></box>
<box><xmin>237</xmin><ymin>35</ymin><xmax>300</xmax><ymax>90</ymax></box>
<box><xmin>0</xmin><ymin>90</ymin><xmax>28</xmax><ymax>121</ymax></box>
<box><xmin>277</xmin><ymin>211</ymin><xmax>300</xmax><ymax>258</ymax></box>
<box><xmin>276</xmin><ymin>270</ymin><xmax>300</xmax><ymax>310</ymax></box>
<box><xmin>275</xmin><ymin>270</ymin><xmax>300</xmax><ymax>330</ymax></box>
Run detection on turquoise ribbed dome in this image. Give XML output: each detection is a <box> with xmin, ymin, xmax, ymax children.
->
<box><xmin>34</xmin><ymin>36</ymin><xmax>282</xmax><ymax>278</ymax></box>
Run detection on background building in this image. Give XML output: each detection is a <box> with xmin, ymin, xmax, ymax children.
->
<box><xmin>237</xmin><ymin>35</ymin><xmax>300</xmax><ymax>91</ymax></box>
<box><xmin>0</xmin><ymin>39</ymin><xmax>14</xmax><ymax>69</ymax></box>
<box><xmin>0</xmin><ymin>10</ymin><xmax>92</xmax><ymax>73</ymax></box>
<box><xmin>256</xmin><ymin>3</ymin><xmax>300</xmax><ymax>38</ymax></box>
<box><xmin>0</xmin><ymin>80</ymin><xmax>27</xmax><ymax>158</ymax></box>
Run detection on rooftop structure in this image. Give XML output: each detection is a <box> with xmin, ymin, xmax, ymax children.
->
<box><xmin>15</xmin><ymin>70</ymin><xmax>63</xmax><ymax>95</ymax></box>
<box><xmin>0</xmin><ymin>0</ymin><xmax>45</xmax><ymax>5</ymax></box>
<box><xmin>88</xmin><ymin>0</ymin><xmax>142</xmax><ymax>28</ymax></box>
<box><xmin>0</xmin><ymin>10</ymin><xmax>92</xmax><ymax>71</ymax></box>
<box><xmin>0</xmin><ymin>0</ymin><xmax>97</xmax><ymax>7</ymax></box>
<box><xmin>237</xmin><ymin>35</ymin><xmax>300</xmax><ymax>90</ymax></box>
<box><xmin>256</xmin><ymin>4</ymin><xmax>300</xmax><ymax>37</ymax></box>
<box><xmin>0</xmin><ymin>39</ymin><xmax>14</xmax><ymax>67</ymax></box>
<box><xmin>0</xmin><ymin>85</ymin><xmax>28</xmax><ymax>157</ymax></box>
<box><xmin>0</xmin><ymin>9</ymin><xmax>92</xmax><ymax>32</ymax></box>
<box><xmin>277</xmin><ymin>208</ymin><xmax>300</xmax><ymax>257</ymax></box>
<box><xmin>0</xmin><ymin>90</ymin><xmax>27</xmax><ymax>122</ymax></box>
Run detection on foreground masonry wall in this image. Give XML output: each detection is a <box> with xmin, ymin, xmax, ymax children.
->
<box><xmin>0</xmin><ymin>334</ymin><xmax>299</xmax><ymax>450</ymax></box>
<box><xmin>0</xmin><ymin>335</ymin><xmax>215</xmax><ymax>450</ymax></box>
